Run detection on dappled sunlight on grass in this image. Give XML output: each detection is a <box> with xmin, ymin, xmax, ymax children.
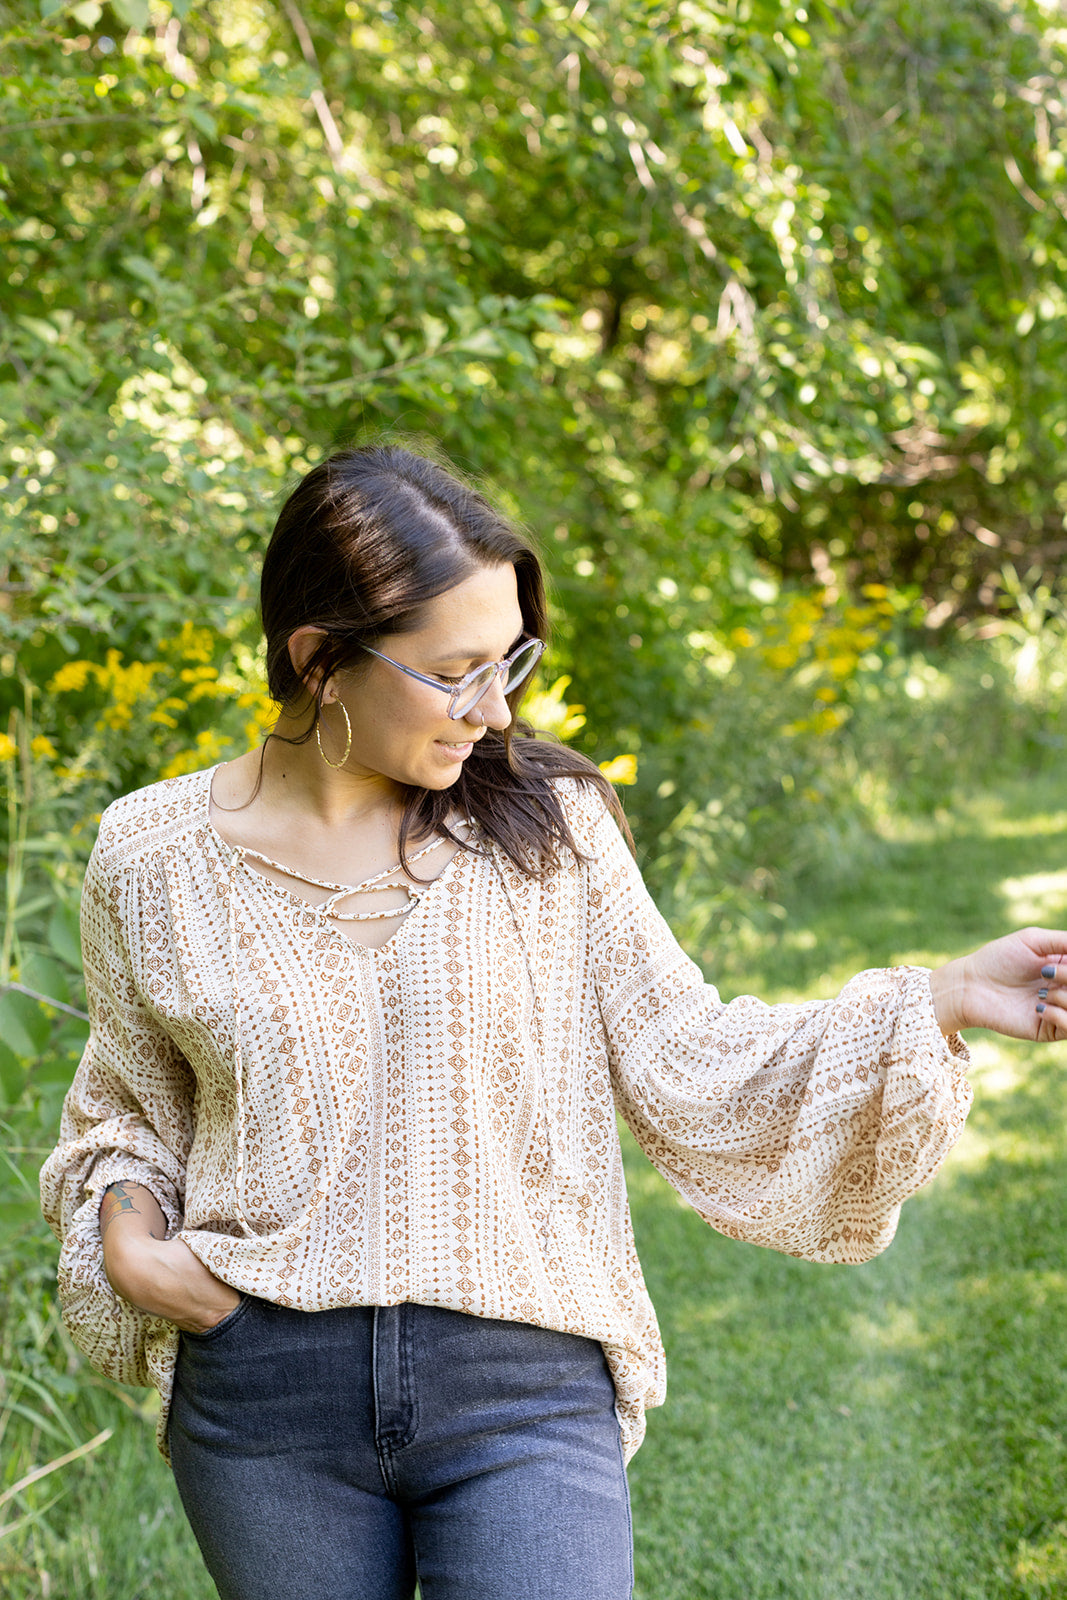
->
<box><xmin>668</xmin><ymin>1297</ymin><xmax>747</xmax><ymax>1334</ymax></box>
<box><xmin>847</xmin><ymin>1303</ymin><xmax>924</xmax><ymax>1354</ymax></box>
<box><xmin>967</xmin><ymin>1035</ymin><xmax>1033</xmax><ymax>1098</ymax></box>
<box><xmin>1013</xmin><ymin>1522</ymin><xmax>1067</xmax><ymax>1592</ymax></box>
<box><xmin>942</xmin><ymin>1037</ymin><xmax>1050</xmax><ymax>1171</ymax></box>
<box><xmin>998</xmin><ymin>870</ymin><xmax>1067</xmax><ymax>927</ymax></box>
<box><xmin>958</xmin><ymin>1269</ymin><xmax>1067</xmax><ymax>1312</ymax></box>
<box><xmin>726</xmin><ymin>768</ymin><xmax>1067</xmax><ymax>1002</ymax></box>
<box><xmin>881</xmin><ymin>779</ymin><xmax>1067</xmax><ymax>842</ymax></box>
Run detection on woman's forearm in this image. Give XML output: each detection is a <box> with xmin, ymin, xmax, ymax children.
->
<box><xmin>100</xmin><ymin>1181</ymin><xmax>170</xmax><ymax>1305</ymax></box>
<box><xmin>99</xmin><ymin>1180</ymin><xmax>241</xmax><ymax>1331</ymax></box>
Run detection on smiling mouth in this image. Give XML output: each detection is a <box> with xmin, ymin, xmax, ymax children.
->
<box><xmin>436</xmin><ymin>734</ymin><xmax>482</xmax><ymax>755</ymax></box>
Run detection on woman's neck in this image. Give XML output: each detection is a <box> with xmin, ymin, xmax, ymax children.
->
<box><xmin>215</xmin><ymin>730</ymin><xmax>405</xmax><ymax>836</ymax></box>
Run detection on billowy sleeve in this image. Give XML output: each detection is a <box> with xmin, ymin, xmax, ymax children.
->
<box><xmin>39</xmin><ymin>839</ymin><xmax>195</xmax><ymax>1385</ymax></box>
<box><xmin>576</xmin><ymin>792</ymin><xmax>972</xmax><ymax>1263</ymax></box>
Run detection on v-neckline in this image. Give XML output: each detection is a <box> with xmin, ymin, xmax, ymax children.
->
<box><xmin>201</xmin><ymin>766</ymin><xmax>471</xmax><ymax>957</ymax></box>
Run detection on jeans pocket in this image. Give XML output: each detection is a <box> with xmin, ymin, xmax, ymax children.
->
<box><xmin>182</xmin><ymin>1294</ymin><xmax>252</xmax><ymax>1343</ymax></box>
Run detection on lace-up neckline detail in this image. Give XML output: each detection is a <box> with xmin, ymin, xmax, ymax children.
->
<box><xmin>205</xmin><ymin>761</ymin><xmax>474</xmax><ymax>945</ymax></box>
<box><xmin>229</xmin><ymin>833</ymin><xmax>455</xmax><ymax>925</ymax></box>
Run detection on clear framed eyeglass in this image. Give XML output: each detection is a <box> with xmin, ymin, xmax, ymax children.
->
<box><xmin>360</xmin><ymin>636</ymin><xmax>545</xmax><ymax>720</ymax></box>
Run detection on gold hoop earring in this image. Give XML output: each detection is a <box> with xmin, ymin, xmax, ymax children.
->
<box><xmin>316</xmin><ymin>700</ymin><xmax>352</xmax><ymax>770</ymax></box>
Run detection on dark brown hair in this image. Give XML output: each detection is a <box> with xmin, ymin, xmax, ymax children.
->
<box><xmin>259</xmin><ymin>442</ymin><xmax>629</xmax><ymax>876</ymax></box>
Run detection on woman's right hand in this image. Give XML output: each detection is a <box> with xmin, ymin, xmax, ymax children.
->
<box><xmin>100</xmin><ymin>1182</ymin><xmax>242</xmax><ymax>1334</ymax></box>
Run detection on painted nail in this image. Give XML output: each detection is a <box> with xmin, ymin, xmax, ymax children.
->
<box><xmin>1039</xmin><ymin>988</ymin><xmax>1049</xmax><ymax>1001</ymax></box>
<box><xmin>1037</xmin><ymin>1003</ymin><xmax>1047</xmax><ymax>1014</ymax></box>
<box><xmin>1042</xmin><ymin>964</ymin><xmax>1057</xmax><ymax>980</ymax></box>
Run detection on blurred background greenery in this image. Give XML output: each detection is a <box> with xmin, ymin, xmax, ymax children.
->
<box><xmin>2</xmin><ymin>0</ymin><xmax>1067</xmax><ymax>1593</ymax></box>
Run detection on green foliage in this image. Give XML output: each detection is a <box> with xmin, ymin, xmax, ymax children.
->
<box><xmin>4</xmin><ymin>0</ymin><xmax>1067</xmax><ymax>915</ymax></box>
<box><xmin>4</xmin><ymin>0</ymin><xmax>1067</xmax><ymax>745</ymax></box>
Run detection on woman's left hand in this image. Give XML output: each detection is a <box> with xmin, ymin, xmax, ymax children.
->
<box><xmin>929</xmin><ymin>928</ymin><xmax>1067</xmax><ymax>1041</ymax></box>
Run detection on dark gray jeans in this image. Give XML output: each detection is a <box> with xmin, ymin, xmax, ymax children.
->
<box><xmin>169</xmin><ymin>1299</ymin><xmax>633</xmax><ymax>1600</ymax></box>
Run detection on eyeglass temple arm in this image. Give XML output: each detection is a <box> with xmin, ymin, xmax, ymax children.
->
<box><xmin>361</xmin><ymin>646</ymin><xmax>449</xmax><ymax>694</ymax></box>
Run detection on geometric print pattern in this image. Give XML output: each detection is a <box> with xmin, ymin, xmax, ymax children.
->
<box><xmin>40</xmin><ymin>767</ymin><xmax>972</xmax><ymax>1463</ymax></box>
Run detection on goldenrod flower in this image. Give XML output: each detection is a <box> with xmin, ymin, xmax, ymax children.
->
<box><xmin>49</xmin><ymin>661</ymin><xmax>95</xmax><ymax>693</ymax></box>
<box><xmin>163</xmin><ymin>621</ymin><xmax>215</xmax><ymax>663</ymax></box>
<box><xmin>598</xmin><ymin>754</ymin><xmax>638</xmax><ymax>786</ymax></box>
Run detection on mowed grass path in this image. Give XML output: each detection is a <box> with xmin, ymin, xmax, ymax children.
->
<box><xmin>5</xmin><ymin>770</ymin><xmax>1067</xmax><ymax>1598</ymax></box>
<box><xmin>627</xmin><ymin>768</ymin><xmax>1067</xmax><ymax>1599</ymax></box>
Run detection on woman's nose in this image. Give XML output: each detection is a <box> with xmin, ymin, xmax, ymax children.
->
<box><xmin>464</xmin><ymin>674</ymin><xmax>512</xmax><ymax>731</ymax></box>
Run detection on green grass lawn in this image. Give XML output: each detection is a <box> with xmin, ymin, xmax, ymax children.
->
<box><xmin>3</xmin><ymin>769</ymin><xmax>1067</xmax><ymax>1598</ymax></box>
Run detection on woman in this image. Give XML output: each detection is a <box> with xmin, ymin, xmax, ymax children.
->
<box><xmin>41</xmin><ymin>444</ymin><xmax>1067</xmax><ymax>1600</ymax></box>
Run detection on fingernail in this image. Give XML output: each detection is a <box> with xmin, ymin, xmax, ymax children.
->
<box><xmin>1042</xmin><ymin>964</ymin><xmax>1057</xmax><ymax>979</ymax></box>
<box><xmin>1039</xmin><ymin>988</ymin><xmax>1049</xmax><ymax>1000</ymax></box>
<box><xmin>1037</xmin><ymin>1003</ymin><xmax>1047</xmax><ymax>1014</ymax></box>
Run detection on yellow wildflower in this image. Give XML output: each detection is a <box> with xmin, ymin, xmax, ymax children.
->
<box><xmin>242</xmin><ymin>695</ymin><xmax>278</xmax><ymax>748</ymax></box>
<box><xmin>49</xmin><ymin>660</ymin><xmax>95</xmax><ymax>693</ymax></box>
<box><xmin>163</xmin><ymin>621</ymin><xmax>216</xmax><ymax>664</ymax></box>
<box><xmin>30</xmin><ymin>735</ymin><xmax>57</xmax><ymax>760</ymax></box>
<box><xmin>188</xmin><ymin>680</ymin><xmax>224</xmax><ymax>703</ymax></box>
<box><xmin>524</xmin><ymin>677</ymin><xmax>586</xmax><ymax>742</ymax></box>
<box><xmin>783</xmin><ymin>704</ymin><xmax>847</xmax><ymax>737</ymax></box>
<box><xmin>159</xmin><ymin>729</ymin><xmax>228</xmax><ymax>781</ymax></box>
<box><xmin>598</xmin><ymin>754</ymin><xmax>638</xmax><ymax>786</ymax></box>
<box><xmin>160</xmin><ymin>750</ymin><xmax>200</xmax><ymax>780</ymax></box>
<box><xmin>148</xmin><ymin>696</ymin><xmax>188</xmax><ymax>729</ymax></box>
<box><xmin>763</xmin><ymin>644</ymin><xmax>798</xmax><ymax>672</ymax></box>
<box><xmin>0</xmin><ymin>732</ymin><xmax>17</xmax><ymax>762</ymax></box>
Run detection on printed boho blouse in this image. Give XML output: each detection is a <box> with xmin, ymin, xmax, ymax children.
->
<box><xmin>40</xmin><ymin>767</ymin><xmax>972</xmax><ymax>1461</ymax></box>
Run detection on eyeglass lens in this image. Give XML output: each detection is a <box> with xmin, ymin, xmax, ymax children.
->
<box><xmin>452</xmin><ymin>640</ymin><xmax>541</xmax><ymax>716</ymax></box>
<box><xmin>502</xmin><ymin>639</ymin><xmax>541</xmax><ymax>690</ymax></box>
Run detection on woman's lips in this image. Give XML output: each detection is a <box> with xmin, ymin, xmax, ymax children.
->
<box><xmin>435</xmin><ymin>735</ymin><xmax>479</xmax><ymax>759</ymax></box>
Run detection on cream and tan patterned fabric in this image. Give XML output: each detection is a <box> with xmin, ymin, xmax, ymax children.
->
<box><xmin>40</xmin><ymin>767</ymin><xmax>972</xmax><ymax>1462</ymax></box>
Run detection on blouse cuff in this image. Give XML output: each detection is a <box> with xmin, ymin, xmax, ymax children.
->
<box><xmin>910</xmin><ymin>966</ymin><xmax>971</xmax><ymax>1066</ymax></box>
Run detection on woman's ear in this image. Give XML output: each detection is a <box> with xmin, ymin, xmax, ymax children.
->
<box><xmin>286</xmin><ymin>626</ymin><xmax>333</xmax><ymax>700</ymax></box>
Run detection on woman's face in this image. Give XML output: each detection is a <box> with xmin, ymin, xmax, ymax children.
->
<box><xmin>325</xmin><ymin>561</ymin><xmax>526</xmax><ymax>794</ymax></box>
